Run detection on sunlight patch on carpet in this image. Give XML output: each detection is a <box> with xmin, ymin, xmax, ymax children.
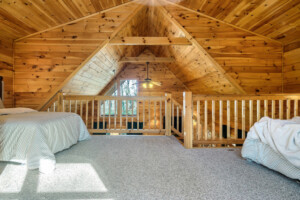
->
<box><xmin>0</xmin><ymin>164</ymin><xmax>27</xmax><ymax>193</ymax></box>
<box><xmin>37</xmin><ymin>163</ymin><xmax>107</xmax><ymax>193</ymax></box>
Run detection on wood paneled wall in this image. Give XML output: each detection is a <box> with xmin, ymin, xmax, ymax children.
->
<box><xmin>283</xmin><ymin>41</ymin><xmax>300</xmax><ymax>93</ymax></box>
<box><xmin>159</xmin><ymin>4</ymin><xmax>283</xmax><ymax>94</ymax></box>
<box><xmin>13</xmin><ymin>2</ymin><xmax>141</xmax><ymax>109</ymax></box>
<box><xmin>0</xmin><ymin>36</ymin><xmax>14</xmax><ymax>107</ymax></box>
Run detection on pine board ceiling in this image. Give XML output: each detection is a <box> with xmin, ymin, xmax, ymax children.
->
<box><xmin>0</xmin><ymin>0</ymin><xmax>133</xmax><ymax>40</ymax></box>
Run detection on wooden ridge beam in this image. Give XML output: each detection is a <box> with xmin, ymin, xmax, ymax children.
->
<box><xmin>157</xmin><ymin>2</ymin><xmax>247</xmax><ymax>95</ymax></box>
<box><xmin>119</xmin><ymin>56</ymin><xmax>175</xmax><ymax>63</ymax></box>
<box><xmin>109</xmin><ymin>37</ymin><xmax>191</xmax><ymax>45</ymax></box>
<box><xmin>37</xmin><ymin>2</ymin><xmax>146</xmax><ymax>111</ymax></box>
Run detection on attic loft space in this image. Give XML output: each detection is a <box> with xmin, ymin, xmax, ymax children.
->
<box><xmin>0</xmin><ymin>0</ymin><xmax>300</xmax><ymax>199</ymax></box>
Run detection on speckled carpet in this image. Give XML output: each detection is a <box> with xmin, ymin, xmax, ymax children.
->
<box><xmin>0</xmin><ymin>136</ymin><xmax>299</xmax><ymax>200</ymax></box>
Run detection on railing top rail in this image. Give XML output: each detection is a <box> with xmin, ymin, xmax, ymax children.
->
<box><xmin>193</xmin><ymin>94</ymin><xmax>300</xmax><ymax>101</ymax></box>
<box><xmin>171</xmin><ymin>98</ymin><xmax>183</xmax><ymax>108</ymax></box>
<box><xmin>63</xmin><ymin>95</ymin><xmax>167</xmax><ymax>101</ymax></box>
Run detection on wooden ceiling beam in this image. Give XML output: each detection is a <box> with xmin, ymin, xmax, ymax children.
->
<box><xmin>37</xmin><ymin>2</ymin><xmax>145</xmax><ymax>111</ymax></box>
<box><xmin>109</xmin><ymin>37</ymin><xmax>191</xmax><ymax>45</ymax></box>
<box><xmin>119</xmin><ymin>56</ymin><xmax>175</xmax><ymax>63</ymax></box>
<box><xmin>157</xmin><ymin>1</ymin><xmax>247</xmax><ymax>95</ymax></box>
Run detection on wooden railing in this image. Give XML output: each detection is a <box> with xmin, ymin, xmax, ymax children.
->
<box><xmin>47</xmin><ymin>93</ymin><xmax>173</xmax><ymax>135</ymax></box>
<box><xmin>171</xmin><ymin>98</ymin><xmax>184</xmax><ymax>139</ymax></box>
<box><xmin>46</xmin><ymin>92</ymin><xmax>300</xmax><ymax>149</ymax></box>
<box><xmin>189</xmin><ymin>94</ymin><xmax>300</xmax><ymax>148</ymax></box>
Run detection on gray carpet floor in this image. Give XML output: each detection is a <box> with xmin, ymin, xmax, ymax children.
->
<box><xmin>0</xmin><ymin>136</ymin><xmax>299</xmax><ymax>200</ymax></box>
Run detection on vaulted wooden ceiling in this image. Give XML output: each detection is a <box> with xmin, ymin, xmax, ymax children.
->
<box><xmin>166</xmin><ymin>0</ymin><xmax>300</xmax><ymax>45</ymax></box>
<box><xmin>0</xmin><ymin>0</ymin><xmax>133</xmax><ymax>41</ymax></box>
<box><xmin>0</xmin><ymin>0</ymin><xmax>299</xmax><ymax>109</ymax></box>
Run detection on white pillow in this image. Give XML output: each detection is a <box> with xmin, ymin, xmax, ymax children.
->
<box><xmin>0</xmin><ymin>98</ymin><xmax>4</xmax><ymax>109</ymax></box>
<box><xmin>0</xmin><ymin>108</ymin><xmax>37</xmax><ymax>115</ymax></box>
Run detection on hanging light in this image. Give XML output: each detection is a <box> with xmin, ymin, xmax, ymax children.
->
<box><xmin>143</xmin><ymin>83</ymin><xmax>147</xmax><ymax>88</ymax></box>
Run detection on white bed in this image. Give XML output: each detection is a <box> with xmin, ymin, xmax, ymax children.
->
<box><xmin>242</xmin><ymin>117</ymin><xmax>300</xmax><ymax>180</ymax></box>
<box><xmin>0</xmin><ymin>108</ymin><xmax>90</xmax><ymax>173</ymax></box>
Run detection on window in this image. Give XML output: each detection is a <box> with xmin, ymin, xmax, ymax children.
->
<box><xmin>102</xmin><ymin>80</ymin><xmax>138</xmax><ymax>116</ymax></box>
<box><xmin>120</xmin><ymin>80</ymin><xmax>137</xmax><ymax>115</ymax></box>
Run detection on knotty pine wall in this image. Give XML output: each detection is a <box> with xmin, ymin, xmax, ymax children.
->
<box><xmin>283</xmin><ymin>41</ymin><xmax>300</xmax><ymax>93</ymax></box>
<box><xmin>0</xmin><ymin>37</ymin><xmax>14</xmax><ymax>107</ymax></box>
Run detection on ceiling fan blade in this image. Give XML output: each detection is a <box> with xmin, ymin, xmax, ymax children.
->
<box><xmin>151</xmin><ymin>81</ymin><xmax>161</xmax><ymax>86</ymax></box>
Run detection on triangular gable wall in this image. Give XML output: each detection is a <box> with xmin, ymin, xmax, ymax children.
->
<box><xmin>155</xmin><ymin>3</ymin><xmax>283</xmax><ymax>94</ymax></box>
<box><xmin>14</xmin><ymin>2</ymin><xmax>145</xmax><ymax>110</ymax></box>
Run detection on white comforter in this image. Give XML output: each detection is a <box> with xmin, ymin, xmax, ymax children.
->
<box><xmin>242</xmin><ymin>117</ymin><xmax>300</xmax><ymax>169</ymax></box>
<box><xmin>0</xmin><ymin>109</ymin><xmax>90</xmax><ymax>173</ymax></box>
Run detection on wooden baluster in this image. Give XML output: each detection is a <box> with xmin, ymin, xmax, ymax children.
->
<box><xmin>234</xmin><ymin>100</ymin><xmax>238</xmax><ymax>139</ymax></box>
<box><xmin>69</xmin><ymin>100</ymin><xmax>72</xmax><ymax>112</ymax></box>
<box><xmin>197</xmin><ymin>100</ymin><xmax>201</xmax><ymax>140</ymax></box>
<box><xmin>272</xmin><ymin>100</ymin><xmax>275</xmax><ymax>119</ymax></box>
<box><xmin>219</xmin><ymin>100</ymin><xmax>223</xmax><ymax>140</ymax></box>
<box><xmin>62</xmin><ymin>99</ymin><xmax>65</xmax><ymax>112</ymax></box>
<box><xmin>165</xmin><ymin>93</ymin><xmax>172</xmax><ymax>136</ymax></box>
<box><xmin>114</xmin><ymin>99</ymin><xmax>117</xmax><ymax>129</ymax></box>
<box><xmin>143</xmin><ymin>100</ymin><xmax>145</xmax><ymax>130</ymax></box>
<box><xmin>172</xmin><ymin>101</ymin><xmax>174</xmax><ymax>128</ymax></box>
<box><xmin>257</xmin><ymin>100</ymin><xmax>260</xmax><ymax>121</ymax></box>
<box><xmin>131</xmin><ymin>100</ymin><xmax>134</xmax><ymax>130</ymax></box>
<box><xmin>103</xmin><ymin>100</ymin><xmax>106</xmax><ymax>130</ymax></box>
<box><xmin>279</xmin><ymin>100</ymin><xmax>283</xmax><ymax>119</ymax></box>
<box><xmin>249</xmin><ymin>100</ymin><xmax>253</xmax><ymax>128</ymax></box>
<box><xmin>148</xmin><ymin>100</ymin><xmax>151</xmax><ymax>129</ymax></box>
<box><xmin>75</xmin><ymin>100</ymin><xmax>78</xmax><ymax>114</ymax></box>
<box><xmin>181</xmin><ymin>108</ymin><xmax>184</xmax><ymax>134</ymax></box>
<box><xmin>97</xmin><ymin>100</ymin><xmax>100</xmax><ymax>130</ymax></box>
<box><xmin>137</xmin><ymin>100</ymin><xmax>140</xmax><ymax>130</ymax></box>
<box><xmin>242</xmin><ymin>100</ymin><xmax>245</xmax><ymax>139</ymax></box>
<box><xmin>154</xmin><ymin>101</ymin><xmax>157</xmax><ymax>129</ymax></box>
<box><xmin>120</xmin><ymin>100</ymin><xmax>122</xmax><ymax>130</ymax></box>
<box><xmin>287</xmin><ymin>99</ymin><xmax>290</xmax><ymax>119</ymax></box>
<box><xmin>160</xmin><ymin>99</ymin><xmax>162</xmax><ymax>130</ymax></box>
<box><xmin>295</xmin><ymin>100</ymin><xmax>298</xmax><ymax>117</ymax></box>
<box><xmin>264</xmin><ymin>100</ymin><xmax>268</xmax><ymax>117</ymax></box>
<box><xmin>177</xmin><ymin>105</ymin><xmax>179</xmax><ymax>132</ymax></box>
<box><xmin>80</xmin><ymin>100</ymin><xmax>83</xmax><ymax>118</ymax></box>
<box><xmin>227</xmin><ymin>100</ymin><xmax>230</xmax><ymax>139</ymax></box>
<box><xmin>85</xmin><ymin>100</ymin><xmax>88</xmax><ymax>126</ymax></box>
<box><xmin>91</xmin><ymin>100</ymin><xmax>94</xmax><ymax>129</ymax></box>
<box><xmin>212</xmin><ymin>100</ymin><xmax>215</xmax><ymax>140</ymax></box>
<box><xmin>108</xmin><ymin>100</ymin><xmax>111</xmax><ymax>129</ymax></box>
<box><xmin>53</xmin><ymin>102</ymin><xmax>56</xmax><ymax>112</ymax></box>
<box><xmin>183</xmin><ymin>92</ymin><xmax>193</xmax><ymax>149</ymax></box>
<box><xmin>204</xmin><ymin>100</ymin><xmax>208</xmax><ymax>140</ymax></box>
<box><xmin>126</xmin><ymin>100</ymin><xmax>128</xmax><ymax>130</ymax></box>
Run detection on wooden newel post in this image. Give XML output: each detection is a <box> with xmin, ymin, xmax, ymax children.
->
<box><xmin>183</xmin><ymin>92</ymin><xmax>193</xmax><ymax>149</ymax></box>
<box><xmin>165</xmin><ymin>93</ymin><xmax>172</xmax><ymax>136</ymax></box>
<box><xmin>57</xmin><ymin>92</ymin><xmax>63</xmax><ymax>112</ymax></box>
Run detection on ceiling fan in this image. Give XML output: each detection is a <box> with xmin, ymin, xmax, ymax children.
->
<box><xmin>136</xmin><ymin>62</ymin><xmax>161</xmax><ymax>88</ymax></box>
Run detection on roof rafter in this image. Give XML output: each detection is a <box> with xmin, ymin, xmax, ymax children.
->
<box><xmin>37</xmin><ymin>1</ymin><xmax>146</xmax><ymax>111</ymax></box>
<box><xmin>157</xmin><ymin>0</ymin><xmax>247</xmax><ymax>95</ymax></box>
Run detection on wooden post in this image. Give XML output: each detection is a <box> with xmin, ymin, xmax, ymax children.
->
<box><xmin>57</xmin><ymin>92</ymin><xmax>63</xmax><ymax>112</ymax></box>
<box><xmin>165</xmin><ymin>93</ymin><xmax>172</xmax><ymax>136</ymax></box>
<box><xmin>183</xmin><ymin>92</ymin><xmax>193</xmax><ymax>149</ymax></box>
